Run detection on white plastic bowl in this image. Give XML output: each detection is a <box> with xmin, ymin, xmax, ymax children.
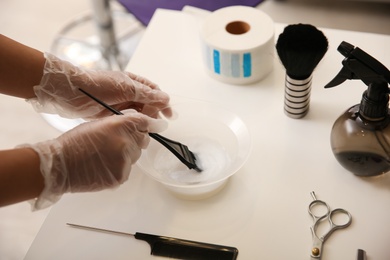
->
<box><xmin>137</xmin><ymin>99</ymin><xmax>251</xmax><ymax>199</ymax></box>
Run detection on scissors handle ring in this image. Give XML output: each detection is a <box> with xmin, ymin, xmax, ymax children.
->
<box><xmin>308</xmin><ymin>199</ymin><xmax>330</xmax><ymax>220</ymax></box>
<box><xmin>329</xmin><ymin>208</ymin><xmax>352</xmax><ymax>228</ymax></box>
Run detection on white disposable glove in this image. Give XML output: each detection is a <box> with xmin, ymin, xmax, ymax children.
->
<box><xmin>28</xmin><ymin>53</ymin><xmax>170</xmax><ymax>119</ymax></box>
<box><xmin>22</xmin><ymin>110</ymin><xmax>167</xmax><ymax>210</ymax></box>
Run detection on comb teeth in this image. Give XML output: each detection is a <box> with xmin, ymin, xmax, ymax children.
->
<box><xmin>151</xmin><ymin>241</ymin><xmax>238</xmax><ymax>260</ymax></box>
<box><xmin>135</xmin><ymin>233</ymin><xmax>239</xmax><ymax>260</ymax></box>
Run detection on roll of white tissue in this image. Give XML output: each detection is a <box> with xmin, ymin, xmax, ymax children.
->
<box><xmin>200</xmin><ymin>6</ymin><xmax>275</xmax><ymax>85</ymax></box>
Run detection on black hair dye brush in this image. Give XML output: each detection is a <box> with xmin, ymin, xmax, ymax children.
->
<box><xmin>276</xmin><ymin>23</ymin><xmax>328</xmax><ymax>118</ymax></box>
<box><xmin>78</xmin><ymin>88</ymin><xmax>202</xmax><ymax>172</ymax></box>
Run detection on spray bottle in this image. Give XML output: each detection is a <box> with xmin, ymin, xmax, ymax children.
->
<box><xmin>325</xmin><ymin>41</ymin><xmax>390</xmax><ymax>177</ymax></box>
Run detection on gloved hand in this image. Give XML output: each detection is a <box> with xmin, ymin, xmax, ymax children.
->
<box><xmin>22</xmin><ymin>110</ymin><xmax>167</xmax><ymax>210</ymax></box>
<box><xmin>28</xmin><ymin>53</ymin><xmax>170</xmax><ymax>119</ymax></box>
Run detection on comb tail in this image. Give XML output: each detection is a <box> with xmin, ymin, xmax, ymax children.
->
<box><xmin>134</xmin><ymin>232</ymin><xmax>238</xmax><ymax>260</ymax></box>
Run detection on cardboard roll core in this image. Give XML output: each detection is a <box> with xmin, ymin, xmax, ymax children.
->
<box><xmin>225</xmin><ymin>21</ymin><xmax>250</xmax><ymax>35</ymax></box>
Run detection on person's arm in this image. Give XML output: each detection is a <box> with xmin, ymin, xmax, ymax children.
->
<box><xmin>0</xmin><ymin>34</ymin><xmax>45</xmax><ymax>99</ymax></box>
<box><xmin>0</xmin><ymin>110</ymin><xmax>167</xmax><ymax>210</ymax></box>
<box><xmin>0</xmin><ymin>148</ymin><xmax>44</xmax><ymax>207</ymax></box>
<box><xmin>0</xmin><ymin>34</ymin><xmax>170</xmax><ymax>119</ymax></box>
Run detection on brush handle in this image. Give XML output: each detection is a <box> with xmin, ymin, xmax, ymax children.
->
<box><xmin>79</xmin><ymin>88</ymin><xmax>161</xmax><ymax>144</ymax></box>
<box><xmin>284</xmin><ymin>74</ymin><xmax>312</xmax><ymax>119</ymax></box>
<box><xmin>135</xmin><ymin>232</ymin><xmax>239</xmax><ymax>260</ymax></box>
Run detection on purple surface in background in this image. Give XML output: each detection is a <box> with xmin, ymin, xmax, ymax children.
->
<box><xmin>117</xmin><ymin>0</ymin><xmax>264</xmax><ymax>26</ymax></box>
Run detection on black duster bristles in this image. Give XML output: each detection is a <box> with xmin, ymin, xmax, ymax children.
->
<box><xmin>276</xmin><ymin>23</ymin><xmax>328</xmax><ymax>80</ymax></box>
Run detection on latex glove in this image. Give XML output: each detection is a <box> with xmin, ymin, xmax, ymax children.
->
<box><xmin>22</xmin><ymin>110</ymin><xmax>167</xmax><ymax>210</ymax></box>
<box><xmin>28</xmin><ymin>53</ymin><xmax>170</xmax><ymax>119</ymax></box>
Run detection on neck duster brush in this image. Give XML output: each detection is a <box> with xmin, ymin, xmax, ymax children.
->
<box><xmin>276</xmin><ymin>24</ymin><xmax>328</xmax><ymax>119</ymax></box>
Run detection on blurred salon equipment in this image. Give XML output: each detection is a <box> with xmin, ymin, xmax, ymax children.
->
<box><xmin>51</xmin><ymin>0</ymin><xmax>144</xmax><ymax>71</ymax></box>
<box><xmin>50</xmin><ymin>0</ymin><xmax>263</xmax><ymax>71</ymax></box>
<box><xmin>46</xmin><ymin>0</ymin><xmax>263</xmax><ymax>132</ymax></box>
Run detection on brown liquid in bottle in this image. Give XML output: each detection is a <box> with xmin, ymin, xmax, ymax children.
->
<box><xmin>334</xmin><ymin>151</ymin><xmax>390</xmax><ymax>177</ymax></box>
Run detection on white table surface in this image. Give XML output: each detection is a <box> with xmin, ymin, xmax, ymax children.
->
<box><xmin>25</xmin><ymin>9</ymin><xmax>390</xmax><ymax>260</ymax></box>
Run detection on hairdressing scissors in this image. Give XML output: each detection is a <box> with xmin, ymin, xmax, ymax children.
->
<box><xmin>309</xmin><ymin>191</ymin><xmax>352</xmax><ymax>259</ymax></box>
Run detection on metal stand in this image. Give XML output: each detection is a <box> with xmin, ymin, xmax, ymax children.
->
<box><xmin>50</xmin><ymin>0</ymin><xmax>144</xmax><ymax>71</ymax></box>
<box><xmin>45</xmin><ymin>0</ymin><xmax>145</xmax><ymax>133</ymax></box>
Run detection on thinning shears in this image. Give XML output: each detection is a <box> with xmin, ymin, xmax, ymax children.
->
<box><xmin>309</xmin><ymin>191</ymin><xmax>352</xmax><ymax>259</ymax></box>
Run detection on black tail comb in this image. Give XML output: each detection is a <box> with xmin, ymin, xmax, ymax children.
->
<box><xmin>67</xmin><ymin>223</ymin><xmax>238</xmax><ymax>260</ymax></box>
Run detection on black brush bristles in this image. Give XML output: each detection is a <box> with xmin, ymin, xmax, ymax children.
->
<box><xmin>276</xmin><ymin>23</ymin><xmax>328</xmax><ymax>80</ymax></box>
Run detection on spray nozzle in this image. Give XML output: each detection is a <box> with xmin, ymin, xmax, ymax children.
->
<box><xmin>325</xmin><ymin>41</ymin><xmax>390</xmax><ymax>88</ymax></box>
<box><xmin>325</xmin><ymin>41</ymin><xmax>390</xmax><ymax>120</ymax></box>
<box><xmin>337</xmin><ymin>41</ymin><xmax>354</xmax><ymax>58</ymax></box>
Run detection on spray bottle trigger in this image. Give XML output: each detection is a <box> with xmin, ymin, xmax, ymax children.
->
<box><xmin>324</xmin><ymin>66</ymin><xmax>352</xmax><ymax>88</ymax></box>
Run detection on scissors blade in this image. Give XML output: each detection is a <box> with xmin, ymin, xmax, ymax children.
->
<box><xmin>310</xmin><ymin>229</ymin><xmax>324</xmax><ymax>259</ymax></box>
